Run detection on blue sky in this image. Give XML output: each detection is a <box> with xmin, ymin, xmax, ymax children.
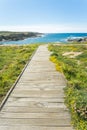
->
<box><xmin>0</xmin><ymin>0</ymin><xmax>87</xmax><ymax>32</ymax></box>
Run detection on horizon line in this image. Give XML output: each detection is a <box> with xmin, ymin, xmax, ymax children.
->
<box><xmin>0</xmin><ymin>31</ymin><xmax>87</xmax><ymax>34</ymax></box>
<box><xmin>0</xmin><ymin>25</ymin><xmax>87</xmax><ymax>33</ymax></box>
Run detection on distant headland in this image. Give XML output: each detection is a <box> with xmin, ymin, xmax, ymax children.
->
<box><xmin>0</xmin><ymin>31</ymin><xmax>43</xmax><ymax>42</ymax></box>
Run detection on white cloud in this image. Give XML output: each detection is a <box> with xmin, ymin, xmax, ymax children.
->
<box><xmin>0</xmin><ymin>24</ymin><xmax>87</xmax><ymax>33</ymax></box>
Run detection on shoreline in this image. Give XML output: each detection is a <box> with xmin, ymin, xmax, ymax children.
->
<box><xmin>0</xmin><ymin>33</ymin><xmax>87</xmax><ymax>45</ymax></box>
<box><xmin>0</xmin><ymin>31</ymin><xmax>43</xmax><ymax>42</ymax></box>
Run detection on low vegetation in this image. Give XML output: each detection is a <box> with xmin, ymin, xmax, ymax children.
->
<box><xmin>48</xmin><ymin>44</ymin><xmax>87</xmax><ymax>130</ymax></box>
<box><xmin>0</xmin><ymin>44</ymin><xmax>38</xmax><ymax>102</ymax></box>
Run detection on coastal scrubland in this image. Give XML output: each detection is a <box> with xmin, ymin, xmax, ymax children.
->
<box><xmin>0</xmin><ymin>44</ymin><xmax>38</xmax><ymax>102</ymax></box>
<box><xmin>48</xmin><ymin>43</ymin><xmax>87</xmax><ymax>130</ymax></box>
<box><xmin>0</xmin><ymin>41</ymin><xmax>87</xmax><ymax>130</ymax></box>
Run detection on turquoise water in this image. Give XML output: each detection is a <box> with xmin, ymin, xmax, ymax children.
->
<box><xmin>0</xmin><ymin>33</ymin><xmax>87</xmax><ymax>45</ymax></box>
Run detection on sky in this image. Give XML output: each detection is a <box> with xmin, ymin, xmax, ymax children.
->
<box><xmin>0</xmin><ymin>0</ymin><xmax>87</xmax><ymax>33</ymax></box>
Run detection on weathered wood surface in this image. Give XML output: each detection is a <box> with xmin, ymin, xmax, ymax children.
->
<box><xmin>0</xmin><ymin>45</ymin><xmax>74</xmax><ymax>130</ymax></box>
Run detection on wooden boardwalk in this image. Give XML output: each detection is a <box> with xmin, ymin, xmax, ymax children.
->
<box><xmin>0</xmin><ymin>45</ymin><xmax>73</xmax><ymax>130</ymax></box>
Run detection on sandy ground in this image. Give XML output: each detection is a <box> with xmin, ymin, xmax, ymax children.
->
<box><xmin>63</xmin><ymin>51</ymin><xmax>83</xmax><ymax>58</ymax></box>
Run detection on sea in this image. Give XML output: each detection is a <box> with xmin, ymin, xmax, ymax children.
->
<box><xmin>0</xmin><ymin>33</ymin><xmax>87</xmax><ymax>45</ymax></box>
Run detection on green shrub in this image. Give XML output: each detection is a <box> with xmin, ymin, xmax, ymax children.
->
<box><xmin>49</xmin><ymin>44</ymin><xmax>87</xmax><ymax>130</ymax></box>
<box><xmin>0</xmin><ymin>44</ymin><xmax>38</xmax><ymax>102</ymax></box>
<box><xmin>74</xmin><ymin>91</ymin><xmax>87</xmax><ymax>120</ymax></box>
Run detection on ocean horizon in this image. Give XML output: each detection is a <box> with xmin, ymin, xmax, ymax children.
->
<box><xmin>0</xmin><ymin>33</ymin><xmax>87</xmax><ymax>45</ymax></box>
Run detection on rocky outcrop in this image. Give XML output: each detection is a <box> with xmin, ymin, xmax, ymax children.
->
<box><xmin>0</xmin><ymin>32</ymin><xmax>43</xmax><ymax>41</ymax></box>
<box><xmin>67</xmin><ymin>37</ymin><xmax>87</xmax><ymax>43</ymax></box>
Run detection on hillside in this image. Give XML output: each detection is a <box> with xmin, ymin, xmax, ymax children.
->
<box><xmin>0</xmin><ymin>31</ymin><xmax>43</xmax><ymax>41</ymax></box>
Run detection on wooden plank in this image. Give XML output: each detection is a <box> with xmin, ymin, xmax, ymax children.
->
<box><xmin>11</xmin><ymin>90</ymin><xmax>65</xmax><ymax>96</ymax></box>
<box><xmin>16</xmin><ymin>82</ymin><xmax>66</xmax><ymax>88</ymax></box>
<box><xmin>17</xmin><ymin>77</ymin><xmax>66</xmax><ymax>85</ymax></box>
<box><xmin>5</xmin><ymin>101</ymin><xmax>66</xmax><ymax>107</ymax></box>
<box><xmin>10</xmin><ymin>91</ymin><xmax>65</xmax><ymax>98</ymax></box>
<box><xmin>2</xmin><ymin>106</ymin><xmax>68</xmax><ymax>113</ymax></box>
<box><xmin>0</xmin><ymin>112</ymin><xmax>70</xmax><ymax>119</ymax></box>
<box><xmin>14</xmin><ymin>86</ymin><xmax>65</xmax><ymax>91</ymax></box>
<box><xmin>7</xmin><ymin>97</ymin><xmax>64</xmax><ymax>102</ymax></box>
<box><xmin>21</xmin><ymin>74</ymin><xmax>62</xmax><ymax>80</ymax></box>
<box><xmin>0</xmin><ymin>126</ymin><xmax>74</xmax><ymax>130</ymax></box>
<box><xmin>0</xmin><ymin>118</ymin><xmax>71</xmax><ymax>126</ymax></box>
